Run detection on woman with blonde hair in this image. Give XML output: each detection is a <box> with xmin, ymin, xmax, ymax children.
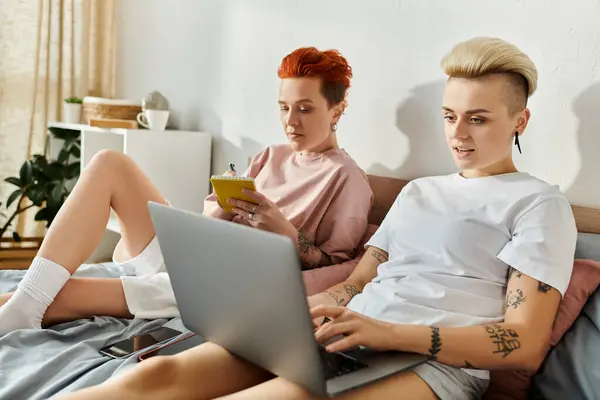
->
<box><xmin>59</xmin><ymin>37</ymin><xmax>576</xmax><ymax>400</ymax></box>
<box><xmin>0</xmin><ymin>47</ymin><xmax>373</xmax><ymax>333</ymax></box>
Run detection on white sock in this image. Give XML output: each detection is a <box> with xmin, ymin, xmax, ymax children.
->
<box><xmin>0</xmin><ymin>257</ymin><xmax>71</xmax><ymax>335</ymax></box>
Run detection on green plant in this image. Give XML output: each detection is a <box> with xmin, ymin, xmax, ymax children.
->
<box><xmin>0</xmin><ymin>127</ymin><xmax>81</xmax><ymax>240</ymax></box>
<box><xmin>64</xmin><ymin>96</ymin><xmax>83</xmax><ymax>104</ymax></box>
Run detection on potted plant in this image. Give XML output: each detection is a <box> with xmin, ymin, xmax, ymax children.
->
<box><xmin>0</xmin><ymin>127</ymin><xmax>81</xmax><ymax>269</ymax></box>
<box><xmin>63</xmin><ymin>96</ymin><xmax>83</xmax><ymax>124</ymax></box>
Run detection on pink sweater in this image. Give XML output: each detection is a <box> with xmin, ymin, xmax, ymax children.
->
<box><xmin>204</xmin><ymin>145</ymin><xmax>373</xmax><ymax>263</ymax></box>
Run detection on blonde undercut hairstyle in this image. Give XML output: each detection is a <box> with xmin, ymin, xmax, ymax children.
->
<box><xmin>441</xmin><ymin>37</ymin><xmax>538</xmax><ymax>115</ymax></box>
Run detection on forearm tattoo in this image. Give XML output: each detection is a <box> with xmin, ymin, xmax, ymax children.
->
<box><xmin>485</xmin><ymin>324</ymin><xmax>521</xmax><ymax>357</ymax></box>
<box><xmin>325</xmin><ymin>284</ymin><xmax>362</xmax><ymax>306</ymax></box>
<box><xmin>325</xmin><ymin>290</ymin><xmax>345</xmax><ymax>306</ymax></box>
<box><xmin>505</xmin><ymin>288</ymin><xmax>527</xmax><ymax>310</ymax></box>
<box><xmin>297</xmin><ymin>231</ymin><xmax>332</xmax><ymax>270</ymax></box>
<box><xmin>507</xmin><ymin>267</ymin><xmax>522</xmax><ymax>280</ymax></box>
<box><xmin>537</xmin><ymin>281</ymin><xmax>552</xmax><ymax>293</ymax></box>
<box><xmin>369</xmin><ymin>248</ymin><xmax>388</xmax><ymax>264</ymax></box>
<box><xmin>428</xmin><ymin>327</ymin><xmax>442</xmax><ymax>361</ymax></box>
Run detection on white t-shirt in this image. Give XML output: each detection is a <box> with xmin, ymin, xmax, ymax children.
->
<box><xmin>347</xmin><ymin>172</ymin><xmax>577</xmax><ymax>378</ymax></box>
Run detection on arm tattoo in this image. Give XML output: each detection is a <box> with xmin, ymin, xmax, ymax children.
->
<box><xmin>464</xmin><ymin>361</ymin><xmax>479</xmax><ymax>369</ymax></box>
<box><xmin>428</xmin><ymin>327</ymin><xmax>442</xmax><ymax>360</ymax></box>
<box><xmin>325</xmin><ymin>291</ymin><xmax>345</xmax><ymax>306</ymax></box>
<box><xmin>485</xmin><ymin>324</ymin><xmax>521</xmax><ymax>357</ymax></box>
<box><xmin>343</xmin><ymin>284</ymin><xmax>360</xmax><ymax>298</ymax></box>
<box><xmin>370</xmin><ymin>248</ymin><xmax>388</xmax><ymax>264</ymax></box>
<box><xmin>505</xmin><ymin>288</ymin><xmax>527</xmax><ymax>310</ymax></box>
<box><xmin>507</xmin><ymin>267</ymin><xmax>522</xmax><ymax>280</ymax></box>
<box><xmin>537</xmin><ymin>281</ymin><xmax>552</xmax><ymax>293</ymax></box>
<box><xmin>297</xmin><ymin>231</ymin><xmax>333</xmax><ymax>270</ymax></box>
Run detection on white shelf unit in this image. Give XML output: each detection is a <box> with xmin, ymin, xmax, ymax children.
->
<box><xmin>50</xmin><ymin>123</ymin><xmax>213</xmax><ymax>262</ymax></box>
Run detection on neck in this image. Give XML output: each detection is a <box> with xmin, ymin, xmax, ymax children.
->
<box><xmin>301</xmin><ymin>132</ymin><xmax>338</xmax><ymax>155</ymax></box>
<box><xmin>461</xmin><ymin>157</ymin><xmax>518</xmax><ymax>179</ymax></box>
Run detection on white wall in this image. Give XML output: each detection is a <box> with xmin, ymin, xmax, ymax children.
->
<box><xmin>116</xmin><ymin>0</ymin><xmax>600</xmax><ymax>207</ymax></box>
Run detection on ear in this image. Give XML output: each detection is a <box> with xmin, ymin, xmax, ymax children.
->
<box><xmin>331</xmin><ymin>101</ymin><xmax>346</xmax><ymax>123</ymax></box>
<box><xmin>515</xmin><ymin>108</ymin><xmax>531</xmax><ymax>135</ymax></box>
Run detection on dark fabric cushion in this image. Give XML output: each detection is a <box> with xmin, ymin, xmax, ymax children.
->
<box><xmin>530</xmin><ymin>287</ymin><xmax>600</xmax><ymax>400</ymax></box>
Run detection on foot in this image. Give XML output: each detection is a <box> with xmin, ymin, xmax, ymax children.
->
<box><xmin>0</xmin><ymin>290</ymin><xmax>45</xmax><ymax>335</ymax></box>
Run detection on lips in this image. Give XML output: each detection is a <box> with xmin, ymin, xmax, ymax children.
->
<box><xmin>453</xmin><ymin>146</ymin><xmax>475</xmax><ymax>159</ymax></box>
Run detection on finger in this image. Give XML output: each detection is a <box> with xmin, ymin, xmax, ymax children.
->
<box><xmin>326</xmin><ymin>335</ymin><xmax>360</xmax><ymax>353</ymax></box>
<box><xmin>310</xmin><ymin>305</ymin><xmax>346</xmax><ymax>320</ymax></box>
<box><xmin>314</xmin><ymin>321</ymin><xmax>355</xmax><ymax>343</ymax></box>
<box><xmin>227</xmin><ymin>199</ymin><xmax>257</xmax><ymax>212</ymax></box>
<box><xmin>241</xmin><ymin>189</ymin><xmax>269</xmax><ymax>204</ymax></box>
<box><xmin>223</xmin><ymin>170</ymin><xmax>237</xmax><ymax>177</ymax></box>
<box><xmin>231</xmin><ymin>207</ymin><xmax>250</xmax><ymax>218</ymax></box>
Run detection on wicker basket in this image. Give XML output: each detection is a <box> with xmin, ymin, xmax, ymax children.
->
<box><xmin>82</xmin><ymin>97</ymin><xmax>141</xmax><ymax>124</ymax></box>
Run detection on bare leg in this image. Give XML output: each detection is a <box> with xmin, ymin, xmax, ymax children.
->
<box><xmin>57</xmin><ymin>341</ymin><xmax>436</xmax><ymax>400</ymax></box>
<box><xmin>0</xmin><ymin>278</ymin><xmax>131</xmax><ymax>326</ymax></box>
<box><xmin>38</xmin><ymin>149</ymin><xmax>168</xmax><ymax>271</ymax></box>
<box><xmin>218</xmin><ymin>371</ymin><xmax>437</xmax><ymax>400</ymax></box>
<box><xmin>0</xmin><ymin>150</ymin><xmax>168</xmax><ymax>332</ymax></box>
<box><xmin>57</xmin><ymin>342</ymin><xmax>274</xmax><ymax>400</ymax></box>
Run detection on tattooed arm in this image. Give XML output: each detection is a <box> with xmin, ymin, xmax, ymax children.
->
<box><xmin>308</xmin><ymin>246</ymin><xmax>388</xmax><ymax>308</ymax></box>
<box><xmin>387</xmin><ymin>267</ymin><xmax>560</xmax><ymax>372</ymax></box>
<box><xmin>295</xmin><ymin>231</ymin><xmax>334</xmax><ymax>270</ymax></box>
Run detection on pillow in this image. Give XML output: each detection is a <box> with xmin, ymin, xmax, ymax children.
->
<box><xmin>483</xmin><ymin>259</ymin><xmax>600</xmax><ymax>400</ymax></box>
<box><xmin>302</xmin><ymin>224</ymin><xmax>378</xmax><ymax>296</ymax></box>
<box><xmin>531</xmin><ymin>285</ymin><xmax>600</xmax><ymax>400</ymax></box>
<box><xmin>575</xmin><ymin>232</ymin><xmax>600</xmax><ymax>261</ymax></box>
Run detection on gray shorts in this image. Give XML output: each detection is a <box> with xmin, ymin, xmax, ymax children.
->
<box><xmin>412</xmin><ymin>361</ymin><xmax>489</xmax><ymax>400</ymax></box>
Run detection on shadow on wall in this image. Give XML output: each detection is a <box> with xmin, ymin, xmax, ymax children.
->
<box><xmin>173</xmin><ymin>105</ymin><xmax>264</xmax><ymax>177</ymax></box>
<box><xmin>566</xmin><ymin>82</ymin><xmax>600</xmax><ymax>207</ymax></box>
<box><xmin>367</xmin><ymin>80</ymin><xmax>458</xmax><ymax>180</ymax></box>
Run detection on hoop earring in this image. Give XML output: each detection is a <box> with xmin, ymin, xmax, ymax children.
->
<box><xmin>331</xmin><ymin>122</ymin><xmax>338</xmax><ymax>132</ymax></box>
<box><xmin>514</xmin><ymin>131</ymin><xmax>522</xmax><ymax>154</ymax></box>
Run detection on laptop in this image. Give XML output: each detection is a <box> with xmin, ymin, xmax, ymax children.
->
<box><xmin>148</xmin><ymin>202</ymin><xmax>427</xmax><ymax>397</ymax></box>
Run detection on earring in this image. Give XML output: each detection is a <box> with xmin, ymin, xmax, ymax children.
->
<box><xmin>514</xmin><ymin>131</ymin><xmax>522</xmax><ymax>154</ymax></box>
<box><xmin>331</xmin><ymin>122</ymin><xmax>338</xmax><ymax>132</ymax></box>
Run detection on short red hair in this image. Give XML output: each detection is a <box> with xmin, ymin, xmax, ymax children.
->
<box><xmin>278</xmin><ymin>47</ymin><xmax>352</xmax><ymax>106</ymax></box>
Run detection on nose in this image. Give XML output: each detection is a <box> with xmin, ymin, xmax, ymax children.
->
<box><xmin>449</xmin><ymin>120</ymin><xmax>470</xmax><ymax>141</ymax></box>
<box><xmin>286</xmin><ymin>110</ymin><xmax>299</xmax><ymax>127</ymax></box>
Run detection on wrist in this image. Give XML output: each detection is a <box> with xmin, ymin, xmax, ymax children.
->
<box><xmin>389</xmin><ymin>324</ymin><xmax>426</xmax><ymax>353</ymax></box>
<box><xmin>314</xmin><ymin>291</ymin><xmax>338</xmax><ymax>307</ymax></box>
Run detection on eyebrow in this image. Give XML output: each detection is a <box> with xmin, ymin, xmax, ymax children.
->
<box><xmin>278</xmin><ymin>99</ymin><xmax>314</xmax><ymax>105</ymax></box>
<box><xmin>442</xmin><ymin>106</ymin><xmax>492</xmax><ymax>114</ymax></box>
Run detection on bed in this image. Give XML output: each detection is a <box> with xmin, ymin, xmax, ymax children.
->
<box><xmin>0</xmin><ymin>175</ymin><xmax>599</xmax><ymax>399</ymax></box>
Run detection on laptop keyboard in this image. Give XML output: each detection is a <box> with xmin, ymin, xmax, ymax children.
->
<box><xmin>319</xmin><ymin>346</ymin><xmax>368</xmax><ymax>380</ymax></box>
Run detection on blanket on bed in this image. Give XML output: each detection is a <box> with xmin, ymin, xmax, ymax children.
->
<box><xmin>0</xmin><ymin>263</ymin><xmax>189</xmax><ymax>400</ymax></box>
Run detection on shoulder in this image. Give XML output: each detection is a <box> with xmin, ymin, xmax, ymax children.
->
<box><xmin>510</xmin><ymin>174</ymin><xmax>572</xmax><ymax>217</ymax></box>
<box><xmin>326</xmin><ymin>149</ymin><xmax>372</xmax><ymax>192</ymax></box>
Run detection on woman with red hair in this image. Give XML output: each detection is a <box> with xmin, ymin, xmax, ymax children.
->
<box><xmin>0</xmin><ymin>47</ymin><xmax>373</xmax><ymax>331</ymax></box>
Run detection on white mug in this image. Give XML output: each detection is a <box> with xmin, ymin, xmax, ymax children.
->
<box><xmin>137</xmin><ymin>109</ymin><xmax>170</xmax><ymax>131</ymax></box>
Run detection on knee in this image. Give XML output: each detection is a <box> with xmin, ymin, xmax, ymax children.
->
<box><xmin>127</xmin><ymin>356</ymin><xmax>181</xmax><ymax>392</ymax></box>
<box><xmin>88</xmin><ymin>149</ymin><xmax>131</xmax><ymax>173</ymax></box>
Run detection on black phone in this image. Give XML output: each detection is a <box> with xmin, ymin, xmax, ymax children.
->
<box><xmin>138</xmin><ymin>333</ymin><xmax>204</xmax><ymax>361</ymax></box>
<box><xmin>99</xmin><ymin>326</ymin><xmax>182</xmax><ymax>359</ymax></box>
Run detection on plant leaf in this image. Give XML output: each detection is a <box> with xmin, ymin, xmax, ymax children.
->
<box><xmin>51</xmin><ymin>183</ymin><xmax>64</xmax><ymax>205</ymax></box>
<box><xmin>43</xmin><ymin>162</ymin><xmax>64</xmax><ymax>180</ymax></box>
<box><xmin>27</xmin><ymin>184</ymin><xmax>47</xmax><ymax>206</ymax></box>
<box><xmin>6</xmin><ymin>189</ymin><xmax>23</xmax><ymax>208</ymax></box>
<box><xmin>12</xmin><ymin>231</ymin><xmax>21</xmax><ymax>242</ymax></box>
<box><xmin>34</xmin><ymin>207</ymin><xmax>50</xmax><ymax>221</ymax></box>
<box><xmin>4</xmin><ymin>177</ymin><xmax>23</xmax><ymax>188</ymax></box>
<box><xmin>65</xmin><ymin>162</ymin><xmax>81</xmax><ymax>180</ymax></box>
<box><xmin>58</xmin><ymin>148</ymin><xmax>70</xmax><ymax>164</ymax></box>
<box><xmin>19</xmin><ymin>160</ymin><xmax>33</xmax><ymax>185</ymax></box>
<box><xmin>69</xmin><ymin>145</ymin><xmax>81</xmax><ymax>158</ymax></box>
